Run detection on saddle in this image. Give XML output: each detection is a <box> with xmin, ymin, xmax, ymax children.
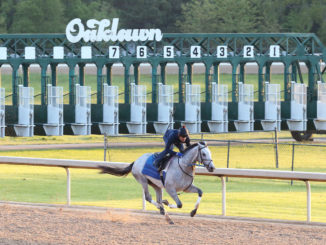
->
<box><xmin>154</xmin><ymin>153</ymin><xmax>174</xmax><ymax>172</ymax></box>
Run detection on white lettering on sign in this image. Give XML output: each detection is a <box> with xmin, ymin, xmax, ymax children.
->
<box><xmin>66</xmin><ymin>18</ymin><xmax>163</xmax><ymax>43</ymax></box>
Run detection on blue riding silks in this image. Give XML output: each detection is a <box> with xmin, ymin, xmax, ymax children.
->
<box><xmin>142</xmin><ymin>154</ymin><xmax>166</xmax><ymax>181</ymax></box>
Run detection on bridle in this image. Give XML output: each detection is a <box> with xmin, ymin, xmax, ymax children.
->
<box><xmin>196</xmin><ymin>144</ymin><xmax>213</xmax><ymax>168</ymax></box>
<box><xmin>178</xmin><ymin>144</ymin><xmax>213</xmax><ymax>175</ymax></box>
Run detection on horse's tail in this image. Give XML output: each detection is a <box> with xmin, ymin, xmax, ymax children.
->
<box><xmin>99</xmin><ymin>162</ymin><xmax>134</xmax><ymax>177</ymax></box>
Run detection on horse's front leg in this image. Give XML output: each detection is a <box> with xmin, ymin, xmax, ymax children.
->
<box><xmin>150</xmin><ymin>184</ymin><xmax>174</xmax><ymax>224</ymax></box>
<box><xmin>165</xmin><ymin>186</ymin><xmax>183</xmax><ymax>209</ymax></box>
<box><xmin>184</xmin><ymin>184</ymin><xmax>203</xmax><ymax>217</ymax></box>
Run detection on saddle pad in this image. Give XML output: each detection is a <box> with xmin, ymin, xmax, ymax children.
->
<box><xmin>142</xmin><ymin>154</ymin><xmax>166</xmax><ymax>181</ymax></box>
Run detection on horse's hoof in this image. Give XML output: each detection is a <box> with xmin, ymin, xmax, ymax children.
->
<box><xmin>162</xmin><ymin>200</ymin><xmax>169</xmax><ymax>206</ymax></box>
<box><xmin>159</xmin><ymin>206</ymin><xmax>165</xmax><ymax>215</ymax></box>
<box><xmin>165</xmin><ymin>214</ymin><xmax>174</xmax><ymax>225</ymax></box>
<box><xmin>190</xmin><ymin>209</ymin><xmax>197</xmax><ymax>217</ymax></box>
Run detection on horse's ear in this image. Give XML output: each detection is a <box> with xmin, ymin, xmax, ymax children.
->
<box><xmin>199</xmin><ymin>141</ymin><xmax>207</xmax><ymax>146</ymax></box>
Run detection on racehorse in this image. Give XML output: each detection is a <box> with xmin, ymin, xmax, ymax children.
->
<box><xmin>99</xmin><ymin>141</ymin><xmax>215</xmax><ymax>224</ymax></box>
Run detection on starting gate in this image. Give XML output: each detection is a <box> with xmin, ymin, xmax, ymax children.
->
<box><xmin>153</xmin><ymin>83</ymin><xmax>174</xmax><ymax>134</ymax></box>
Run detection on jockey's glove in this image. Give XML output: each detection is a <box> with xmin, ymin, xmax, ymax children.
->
<box><xmin>176</xmin><ymin>152</ymin><xmax>183</xmax><ymax>157</ymax></box>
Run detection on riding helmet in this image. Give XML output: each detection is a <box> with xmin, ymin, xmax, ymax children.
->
<box><xmin>178</xmin><ymin>126</ymin><xmax>189</xmax><ymax>137</ymax></box>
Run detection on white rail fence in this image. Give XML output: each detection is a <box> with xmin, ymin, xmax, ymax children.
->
<box><xmin>1</xmin><ymin>156</ymin><xmax>326</xmax><ymax>222</ymax></box>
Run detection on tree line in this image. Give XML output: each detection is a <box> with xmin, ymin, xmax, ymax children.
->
<box><xmin>0</xmin><ymin>0</ymin><xmax>325</xmax><ymax>44</ymax></box>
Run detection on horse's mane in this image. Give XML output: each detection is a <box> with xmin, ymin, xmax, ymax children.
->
<box><xmin>183</xmin><ymin>142</ymin><xmax>206</xmax><ymax>154</ymax></box>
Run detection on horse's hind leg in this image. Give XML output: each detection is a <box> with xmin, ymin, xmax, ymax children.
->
<box><xmin>148</xmin><ymin>183</ymin><xmax>165</xmax><ymax>215</ymax></box>
<box><xmin>184</xmin><ymin>185</ymin><xmax>203</xmax><ymax>217</ymax></box>
<box><xmin>137</xmin><ymin>176</ymin><xmax>161</xmax><ymax>210</ymax></box>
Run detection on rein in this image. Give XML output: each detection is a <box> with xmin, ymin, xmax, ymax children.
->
<box><xmin>177</xmin><ymin>157</ymin><xmax>193</xmax><ymax>178</ymax></box>
<box><xmin>176</xmin><ymin>144</ymin><xmax>212</xmax><ymax>192</ymax></box>
<box><xmin>177</xmin><ymin>157</ymin><xmax>194</xmax><ymax>192</ymax></box>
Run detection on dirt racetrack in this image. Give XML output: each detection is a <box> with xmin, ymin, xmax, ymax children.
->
<box><xmin>1</xmin><ymin>204</ymin><xmax>326</xmax><ymax>245</ymax></box>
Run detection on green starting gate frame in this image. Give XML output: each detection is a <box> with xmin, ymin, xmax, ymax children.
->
<box><xmin>0</xmin><ymin>33</ymin><xmax>325</xmax><ymax>135</ymax></box>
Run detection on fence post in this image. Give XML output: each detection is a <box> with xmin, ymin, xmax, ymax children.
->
<box><xmin>220</xmin><ymin>176</ymin><xmax>226</xmax><ymax>216</ymax></box>
<box><xmin>291</xmin><ymin>143</ymin><xmax>295</xmax><ymax>185</ymax></box>
<box><xmin>104</xmin><ymin>133</ymin><xmax>107</xmax><ymax>161</ymax></box>
<box><xmin>226</xmin><ymin>140</ymin><xmax>230</xmax><ymax>182</ymax></box>
<box><xmin>305</xmin><ymin>180</ymin><xmax>311</xmax><ymax>222</ymax></box>
<box><xmin>65</xmin><ymin>167</ymin><xmax>71</xmax><ymax>206</ymax></box>
<box><xmin>274</xmin><ymin>128</ymin><xmax>279</xmax><ymax>168</ymax></box>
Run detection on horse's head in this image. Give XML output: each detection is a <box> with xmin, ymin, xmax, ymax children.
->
<box><xmin>197</xmin><ymin>141</ymin><xmax>215</xmax><ymax>172</ymax></box>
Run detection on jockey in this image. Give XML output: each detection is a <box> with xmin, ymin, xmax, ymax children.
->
<box><xmin>154</xmin><ymin>126</ymin><xmax>191</xmax><ymax>171</ymax></box>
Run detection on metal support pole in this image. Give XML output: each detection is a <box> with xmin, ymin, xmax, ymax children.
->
<box><xmin>40</xmin><ymin>64</ymin><xmax>47</xmax><ymax>105</ymax></box>
<box><xmin>178</xmin><ymin>62</ymin><xmax>185</xmax><ymax>103</ymax></box>
<box><xmin>213</xmin><ymin>63</ymin><xmax>219</xmax><ymax>84</ymax></box>
<box><xmin>65</xmin><ymin>167</ymin><xmax>71</xmax><ymax>206</ymax></box>
<box><xmin>124</xmin><ymin>63</ymin><xmax>131</xmax><ymax>104</ymax></box>
<box><xmin>51</xmin><ymin>63</ymin><xmax>57</xmax><ymax>86</ymax></box>
<box><xmin>160</xmin><ymin>63</ymin><xmax>166</xmax><ymax>85</ymax></box>
<box><xmin>258</xmin><ymin>64</ymin><xmax>264</xmax><ymax>102</ymax></box>
<box><xmin>226</xmin><ymin>141</ymin><xmax>230</xmax><ymax>182</ymax></box>
<box><xmin>22</xmin><ymin>64</ymin><xmax>29</xmax><ymax>87</ymax></box>
<box><xmin>97</xmin><ymin>64</ymin><xmax>103</xmax><ymax>104</ymax></box>
<box><xmin>305</xmin><ymin>180</ymin><xmax>311</xmax><ymax>222</ymax></box>
<box><xmin>220</xmin><ymin>176</ymin><xmax>226</xmax><ymax>216</ymax></box>
<box><xmin>134</xmin><ymin>63</ymin><xmax>140</xmax><ymax>85</ymax></box>
<box><xmin>104</xmin><ymin>133</ymin><xmax>107</xmax><ymax>161</ymax></box>
<box><xmin>187</xmin><ymin>63</ymin><xmax>192</xmax><ymax>84</ymax></box>
<box><xmin>291</xmin><ymin>143</ymin><xmax>295</xmax><ymax>185</ymax></box>
<box><xmin>11</xmin><ymin>62</ymin><xmax>20</xmax><ymax>105</ymax></box>
<box><xmin>79</xmin><ymin>63</ymin><xmax>85</xmax><ymax>86</ymax></box>
<box><xmin>152</xmin><ymin>64</ymin><xmax>158</xmax><ymax>103</ymax></box>
<box><xmin>274</xmin><ymin>128</ymin><xmax>279</xmax><ymax>168</ymax></box>
<box><xmin>231</xmin><ymin>63</ymin><xmax>238</xmax><ymax>102</ymax></box>
<box><xmin>205</xmin><ymin>63</ymin><xmax>212</xmax><ymax>102</ymax></box>
<box><xmin>106</xmin><ymin>63</ymin><xmax>112</xmax><ymax>86</ymax></box>
<box><xmin>284</xmin><ymin>63</ymin><xmax>291</xmax><ymax>101</ymax></box>
<box><xmin>68</xmin><ymin>64</ymin><xmax>76</xmax><ymax>105</ymax></box>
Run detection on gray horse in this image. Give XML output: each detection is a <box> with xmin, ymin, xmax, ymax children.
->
<box><xmin>99</xmin><ymin>141</ymin><xmax>215</xmax><ymax>223</ymax></box>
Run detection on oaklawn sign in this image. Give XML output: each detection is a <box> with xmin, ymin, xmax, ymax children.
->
<box><xmin>66</xmin><ymin>18</ymin><xmax>163</xmax><ymax>43</ymax></box>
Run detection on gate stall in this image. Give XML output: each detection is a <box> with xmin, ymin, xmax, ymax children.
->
<box><xmin>43</xmin><ymin>84</ymin><xmax>64</xmax><ymax>136</ymax></box>
<box><xmin>99</xmin><ymin>84</ymin><xmax>119</xmax><ymax>135</ymax></box>
<box><xmin>126</xmin><ymin>83</ymin><xmax>147</xmax><ymax>134</ymax></box>
<box><xmin>313</xmin><ymin>82</ymin><xmax>326</xmax><ymax>130</ymax></box>
<box><xmin>234</xmin><ymin>82</ymin><xmax>254</xmax><ymax>132</ymax></box>
<box><xmin>261</xmin><ymin>82</ymin><xmax>281</xmax><ymax>131</ymax></box>
<box><xmin>71</xmin><ymin>84</ymin><xmax>92</xmax><ymax>135</ymax></box>
<box><xmin>0</xmin><ymin>88</ymin><xmax>5</xmax><ymax>137</ymax></box>
<box><xmin>207</xmin><ymin>83</ymin><xmax>228</xmax><ymax>133</ymax></box>
<box><xmin>287</xmin><ymin>82</ymin><xmax>307</xmax><ymax>131</ymax></box>
<box><xmin>14</xmin><ymin>85</ymin><xmax>34</xmax><ymax>137</ymax></box>
<box><xmin>153</xmin><ymin>83</ymin><xmax>174</xmax><ymax>134</ymax></box>
<box><xmin>182</xmin><ymin>83</ymin><xmax>201</xmax><ymax>133</ymax></box>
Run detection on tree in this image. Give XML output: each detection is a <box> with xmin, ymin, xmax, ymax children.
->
<box><xmin>177</xmin><ymin>0</ymin><xmax>261</xmax><ymax>33</ymax></box>
<box><xmin>113</xmin><ymin>0</ymin><xmax>188</xmax><ymax>32</ymax></box>
<box><xmin>10</xmin><ymin>0</ymin><xmax>65</xmax><ymax>33</ymax></box>
<box><xmin>0</xmin><ymin>0</ymin><xmax>20</xmax><ymax>33</ymax></box>
<box><xmin>63</xmin><ymin>0</ymin><xmax>119</xmax><ymax>23</ymax></box>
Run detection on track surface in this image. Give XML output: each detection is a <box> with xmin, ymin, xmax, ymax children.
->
<box><xmin>1</xmin><ymin>203</ymin><xmax>326</xmax><ymax>245</ymax></box>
